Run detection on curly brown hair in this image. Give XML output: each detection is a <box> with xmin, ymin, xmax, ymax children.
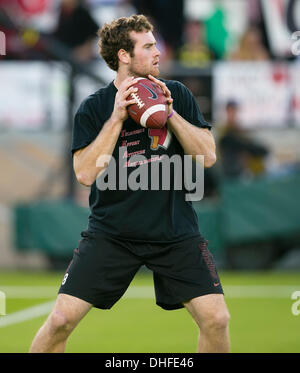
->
<box><xmin>98</xmin><ymin>14</ymin><xmax>153</xmax><ymax>71</ymax></box>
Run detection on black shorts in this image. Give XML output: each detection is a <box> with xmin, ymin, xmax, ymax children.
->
<box><xmin>58</xmin><ymin>231</ymin><xmax>223</xmax><ymax>310</ymax></box>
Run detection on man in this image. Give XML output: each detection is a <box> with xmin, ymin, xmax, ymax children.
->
<box><xmin>218</xmin><ymin>100</ymin><xmax>269</xmax><ymax>178</ymax></box>
<box><xmin>30</xmin><ymin>15</ymin><xmax>230</xmax><ymax>353</ymax></box>
<box><xmin>53</xmin><ymin>0</ymin><xmax>99</xmax><ymax>63</ymax></box>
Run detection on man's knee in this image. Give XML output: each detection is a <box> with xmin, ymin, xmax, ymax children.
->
<box><xmin>45</xmin><ymin>294</ymin><xmax>92</xmax><ymax>338</ymax></box>
<box><xmin>201</xmin><ymin>309</ymin><xmax>230</xmax><ymax>333</ymax></box>
<box><xmin>47</xmin><ymin>309</ymin><xmax>75</xmax><ymax>336</ymax></box>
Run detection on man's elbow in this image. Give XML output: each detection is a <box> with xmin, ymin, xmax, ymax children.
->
<box><xmin>204</xmin><ymin>152</ymin><xmax>217</xmax><ymax>168</ymax></box>
<box><xmin>75</xmin><ymin>166</ymin><xmax>107</xmax><ymax>187</ymax></box>
<box><xmin>75</xmin><ymin>171</ymin><xmax>94</xmax><ymax>187</ymax></box>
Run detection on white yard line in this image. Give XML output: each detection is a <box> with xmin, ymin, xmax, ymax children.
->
<box><xmin>0</xmin><ymin>286</ymin><xmax>58</xmax><ymax>298</ymax></box>
<box><xmin>223</xmin><ymin>285</ymin><xmax>300</xmax><ymax>298</ymax></box>
<box><xmin>0</xmin><ymin>300</ymin><xmax>54</xmax><ymax>328</ymax></box>
<box><xmin>0</xmin><ymin>285</ymin><xmax>299</xmax><ymax>299</ymax></box>
<box><xmin>0</xmin><ymin>285</ymin><xmax>299</xmax><ymax>329</ymax></box>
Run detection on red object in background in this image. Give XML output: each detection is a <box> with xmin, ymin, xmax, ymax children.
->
<box><xmin>272</xmin><ymin>65</ymin><xmax>290</xmax><ymax>84</ymax></box>
<box><xmin>18</xmin><ymin>0</ymin><xmax>47</xmax><ymax>15</ymax></box>
<box><xmin>0</xmin><ymin>0</ymin><xmax>12</xmax><ymax>6</ymax></box>
<box><xmin>292</xmin><ymin>96</ymin><xmax>300</xmax><ymax>110</ymax></box>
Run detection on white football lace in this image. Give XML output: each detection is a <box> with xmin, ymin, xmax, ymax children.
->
<box><xmin>131</xmin><ymin>93</ymin><xmax>145</xmax><ymax>109</ymax></box>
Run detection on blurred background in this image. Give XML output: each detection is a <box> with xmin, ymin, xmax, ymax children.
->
<box><xmin>0</xmin><ymin>0</ymin><xmax>300</xmax><ymax>353</ymax></box>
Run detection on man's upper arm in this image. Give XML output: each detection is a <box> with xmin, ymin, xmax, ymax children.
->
<box><xmin>72</xmin><ymin>97</ymin><xmax>100</xmax><ymax>156</ymax></box>
<box><xmin>73</xmin><ymin>146</ymin><xmax>87</xmax><ymax>174</ymax></box>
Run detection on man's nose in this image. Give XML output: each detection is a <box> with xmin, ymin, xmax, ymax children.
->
<box><xmin>154</xmin><ymin>46</ymin><xmax>161</xmax><ymax>57</ymax></box>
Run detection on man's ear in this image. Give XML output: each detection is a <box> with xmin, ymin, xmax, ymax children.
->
<box><xmin>118</xmin><ymin>49</ymin><xmax>130</xmax><ymax>65</ymax></box>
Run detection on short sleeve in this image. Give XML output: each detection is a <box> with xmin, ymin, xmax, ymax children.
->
<box><xmin>176</xmin><ymin>81</ymin><xmax>212</xmax><ymax>130</ymax></box>
<box><xmin>71</xmin><ymin>102</ymin><xmax>99</xmax><ymax>155</ymax></box>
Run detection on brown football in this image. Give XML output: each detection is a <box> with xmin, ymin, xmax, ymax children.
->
<box><xmin>127</xmin><ymin>78</ymin><xmax>168</xmax><ymax>129</ymax></box>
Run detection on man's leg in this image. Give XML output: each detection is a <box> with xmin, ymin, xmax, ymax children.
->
<box><xmin>29</xmin><ymin>293</ymin><xmax>92</xmax><ymax>353</ymax></box>
<box><xmin>184</xmin><ymin>294</ymin><xmax>230</xmax><ymax>353</ymax></box>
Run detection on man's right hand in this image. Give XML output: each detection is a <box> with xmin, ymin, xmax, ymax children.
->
<box><xmin>111</xmin><ymin>77</ymin><xmax>139</xmax><ymax>123</ymax></box>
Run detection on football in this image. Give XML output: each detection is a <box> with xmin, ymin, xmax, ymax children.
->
<box><xmin>127</xmin><ymin>78</ymin><xmax>168</xmax><ymax>129</ymax></box>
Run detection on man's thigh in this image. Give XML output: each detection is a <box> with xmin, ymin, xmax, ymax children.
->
<box><xmin>145</xmin><ymin>235</ymin><xmax>223</xmax><ymax>310</ymax></box>
<box><xmin>59</xmin><ymin>231</ymin><xmax>142</xmax><ymax>309</ymax></box>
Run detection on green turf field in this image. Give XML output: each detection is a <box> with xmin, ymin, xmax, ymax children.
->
<box><xmin>0</xmin><ymin>270</ymin><xmax>299</xmax><ymax>353</ymax></box>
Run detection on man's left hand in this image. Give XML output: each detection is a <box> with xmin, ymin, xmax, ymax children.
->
<box><xmin>148</xmin><ymin>74</ymin><xmax>173</xmax><ymax>115</ymax></box>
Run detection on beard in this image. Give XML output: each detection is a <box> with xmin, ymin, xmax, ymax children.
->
<box><xmin>128</xmin><ymin>62</ymin><xmax>159</xmax><ymax>78</ymax></box>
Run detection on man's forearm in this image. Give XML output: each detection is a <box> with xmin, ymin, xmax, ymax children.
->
<box><xmin>73</xmin><ymin>116</ymin><xmax>123</xmax><ymax>186</ymax></box>
<box><xmin>168</xmin><ymin>111</ymin><xmax>216</xmax><ymax>167</ymax></box>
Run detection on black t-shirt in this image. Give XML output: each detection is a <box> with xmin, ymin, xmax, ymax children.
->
<box><xmin>72</xmin><ymin>79</ymin><xmax>211</xmax><ymax>242</ymax></box>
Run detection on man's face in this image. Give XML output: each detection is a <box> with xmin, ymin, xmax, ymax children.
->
<box><xmin>127</xmin><ymin>31</ymin><xmax>161</xmax><ymax>77</ymax></box>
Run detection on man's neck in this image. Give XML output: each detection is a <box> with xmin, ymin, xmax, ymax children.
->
<box><xmin>114</xmin><ymin>71</ymin><xmax>133</xmax><ymax>90</ymax></box>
